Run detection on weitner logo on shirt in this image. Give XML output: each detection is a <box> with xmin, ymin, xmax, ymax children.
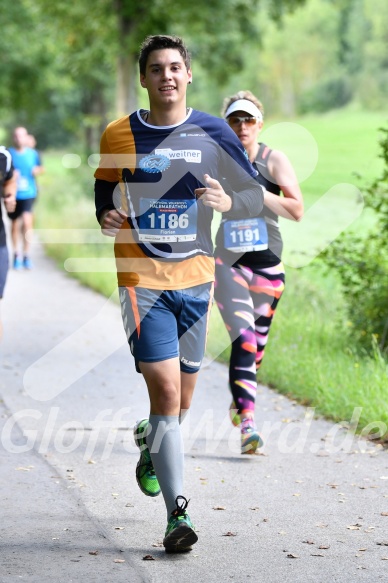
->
<box><xmin>155</xmin><ymin>148</ymin><xmax>202</xmax><ymax>163</ymax></box>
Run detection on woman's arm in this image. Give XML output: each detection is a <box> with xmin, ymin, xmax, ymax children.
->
<box><xmin>264</xmin><ymin>149</ymin><xmax>304</xmax><ymax>221</ymax></box>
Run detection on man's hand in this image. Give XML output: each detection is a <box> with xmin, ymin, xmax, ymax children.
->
<box><xmin>194</xmin><ymin>174</ymin><xmax>232</xmax><ymax>213</ymax></box>
<box><xmin>3</xmin><ymin>192</ymin><xmax>16</xmax><ymax>213</ymax></box>
<box><xmin>32</xmin><ymin>166</ymin><xmax>45</xmax><ymax>177</ymax></box>
<box><xmin>3</xmin><ymin>176</ymin><xmax>16</xmax><ymax>213</ymax></box>
<box><xmin>100</xmin><ymin>208</ymin><xmax>126</xmax><ymax>237</ymax></box>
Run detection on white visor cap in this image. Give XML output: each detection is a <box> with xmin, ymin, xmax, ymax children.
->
<box><xmin>224</xmin><ymin>99</ymin><xmax>263</xmax><ymax>121</ymax></box>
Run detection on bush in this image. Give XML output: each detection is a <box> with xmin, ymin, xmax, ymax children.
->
<box><xmin>321</xmin><ymin>127</ymin><xmax>388</xmax><ymax>355</ymax></box>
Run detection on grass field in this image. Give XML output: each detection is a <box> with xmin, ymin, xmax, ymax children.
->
<box><xmin>36</xmin><ymin>106</ymin><xmax>388</xmax><ymax>441</ymax></box>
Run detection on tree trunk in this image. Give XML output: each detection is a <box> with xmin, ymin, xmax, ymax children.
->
<box><xmin>116</xmin><ymin>51</ymin><xmax>138</xmax><ymax>116</ymax></box>
<box><xmin>115</xmin><ymin>2</ymin><xmax>138</xmax><ymax>117</ymax></box>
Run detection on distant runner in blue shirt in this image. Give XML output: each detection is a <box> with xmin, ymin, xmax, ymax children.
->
<box><xmin>8</xmin><ymin>126</ymin><xmax>44</xmax><ymax>270</ymax></box>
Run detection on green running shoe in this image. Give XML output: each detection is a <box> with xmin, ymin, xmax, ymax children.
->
<box><xmin>163</xmin><ymin>496</ymin><xmax>198</xmax><ymax>553</ymax></box>
<box><xmin>241</xmin><ymin>418</ymin><xmax>264</xmax><ymax>455</ymax></box>
<box><xmin>133</xmin><ymin>419</ymin><xmax>161</xmax><ymax>497</ymax></box>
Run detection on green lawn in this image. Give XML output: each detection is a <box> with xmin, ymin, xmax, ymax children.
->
<box><xmin>36</xmin><ymin>106</ymin><xmax>388</xmax><ymax>441</ymax></box>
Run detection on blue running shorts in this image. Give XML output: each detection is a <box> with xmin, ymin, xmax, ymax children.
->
<box><xmin>0</xmin><ymin>245</ymin><xmax>9</xmax><ymax>298</ymax></box>
<box><xmin>119</xmin><ymin>283</ymin><xmax>213</xmax><ymax>374</ymax></box>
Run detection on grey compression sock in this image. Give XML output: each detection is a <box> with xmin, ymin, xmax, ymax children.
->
<box><xmin>147</xmin><ymin>415</ymin><xmax>184</xmax><ymax>517</ymax></box>
<box><xmin>179</xmin><ymin>409</ymin><xmax>189</xmax><ymax>424</ymax></box>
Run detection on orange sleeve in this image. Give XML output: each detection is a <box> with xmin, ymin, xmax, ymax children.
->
<box><xmin>94</xmin><ymin>128</ymin><xmax>119</xmax><ymax>183</ymax></box>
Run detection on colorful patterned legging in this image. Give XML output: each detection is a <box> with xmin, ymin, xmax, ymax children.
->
<box><xmin>214</xmin><ymin>257</ymin><xmax>285</xmax><ymax>416</ymax></box>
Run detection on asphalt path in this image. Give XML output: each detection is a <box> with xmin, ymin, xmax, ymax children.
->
<box><xmin>1</xmin><ymin>240</ymin><xmax>387</xmax><ymax>583</ymax></box>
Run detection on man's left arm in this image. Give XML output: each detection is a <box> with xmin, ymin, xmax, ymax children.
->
<box><xmin>194</xmin><ymin>173</ymin><xmax>264</xmax><ymax>217</ymax></box>
<box><xmin>32</xmin><ymin>150</ymin><xmax>45</xmax><ymax>176</ymax></box>
<box><xmin>222</xmin><ymin>176</ymin><xmax>264</xmax><ymax>219</ymax></box>
<box><xmin>216</xmin><ymin>125</ymin><xmax>265</xmax><ymax>218</ymax></box>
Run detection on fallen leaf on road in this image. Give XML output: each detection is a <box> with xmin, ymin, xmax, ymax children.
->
<box><xmin>213</xmin><ymin>506</ymin><xmax>225</xmax><ymax>510</ymax></box>
<box><xmin>142</xmin><ymin>555</ymin><xmax>155</xmax><ymax>561</ymax></box>
<box><xmin>381</xmin><ymin>512</ymin><xmax>388</xmax><ymax>516</ymax></box>
<box><xmin>318</xmin><ymin>545</ymin><xmax>330</xmax><ymax>549</ymax></box>
<box><xmin>222</xmin><ymin>532</ymin><xmax>237</xmax><ymax>536</ymax></box>
<box><xmin>89</xmin><ymin>551</ymin><xmax>98</xmax><ymax>555</ymax></box>
<box><xmin>287</xmin><ymin>554</ymin><xmax>299</xmax><ymax>558</ymax></box>
<box><xmin>87</xmin><ymin>460</ymin><xmax>96</xmax><ymax>464</ymax></box>
<box><xmin>114</xmin><ymin>559</ymin><xmax>125</xmax><ymax>563</ymax></box>
<box><xmin>114</xmin><ymin>527</ymin><xmax>125</xmax><ymax>530</ymax></box>
<box><xmin>347</xmin><ymin>525</ymin><xmax>361</xmax><ymax>530</ymax></box>
<box><xmin>311</xmin><ymin>553</ymin><xmax>324</xmax><ymax>557</ymax></box>
<box><xmin>303</xmin><ymin>540</ymin><xmax>315</xmax><ymax>545</ymax></box>
<box><xmin>125</xmin><ymin>503</ymin><xmax>134</xmax><ymax>507</ymax></box>
<box><xmin>376</xmin><ymin>541</ymin><xmax>388</xmax><ymax>546</ymax></box>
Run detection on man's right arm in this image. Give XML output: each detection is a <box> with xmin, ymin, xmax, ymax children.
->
<box><xmin>3</xmin><ymin>174</ymin><xmax>17</xmax><ymax>214</ymax></box>
<box><xmin>94</xmin><ymin>178</ymin><xmax>125</xmax><ymax>237</ymax></box>
<box><xmin>1</xmin><ymin>150</ymin><xmax>16</xmax><ymax>212</ymax></box>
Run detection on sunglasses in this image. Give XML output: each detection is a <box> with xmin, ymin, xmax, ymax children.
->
<box><xmin>227</xmin><ymin>116</ymin><xmax>260</xmax><ymax>126</ymax></box>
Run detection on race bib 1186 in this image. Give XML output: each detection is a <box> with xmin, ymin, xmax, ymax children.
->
<box><xmin>138</xmin><ymin>198</ymin><xmax>197</xmax><ymax>242</ymax></box>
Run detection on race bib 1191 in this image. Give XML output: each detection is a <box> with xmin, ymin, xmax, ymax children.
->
<box><xmin>223</xmin><ymin>217</ymin><xmax>268</xmax><ymax>252</ymax></box>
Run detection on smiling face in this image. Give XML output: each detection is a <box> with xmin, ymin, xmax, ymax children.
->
<box><xmin>140</xmin><ymin>48</ymin><xmax>192</xmax><ymax>110</ymax></box>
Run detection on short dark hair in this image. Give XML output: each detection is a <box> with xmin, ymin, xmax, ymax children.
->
<box><xmin>138</xmin><ymin>35</ymin><xmax>191</xmax><ymax>75</ymax></box>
